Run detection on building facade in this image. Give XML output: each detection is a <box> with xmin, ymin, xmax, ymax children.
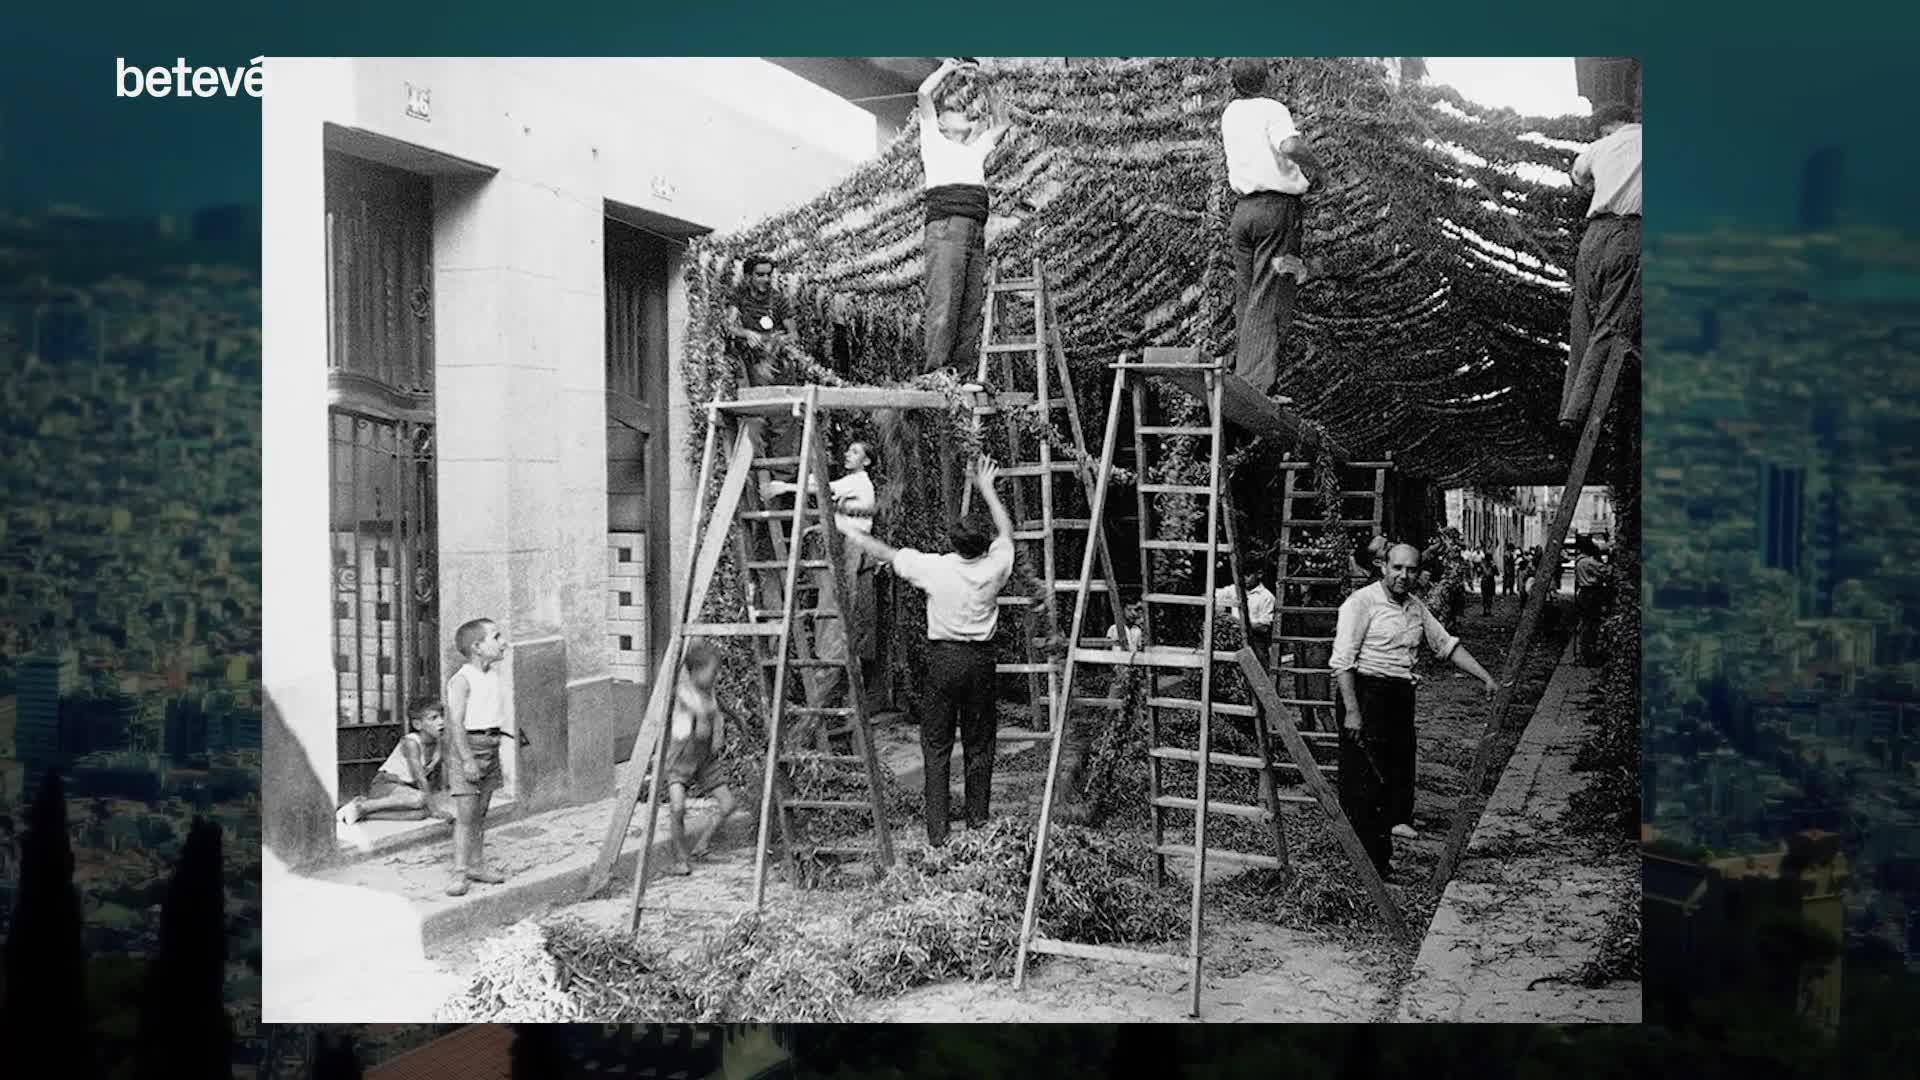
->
<box><xmin>263</xmin><ymin>59</ymin><xmax>873</xmax><ymax>864</ymax></box>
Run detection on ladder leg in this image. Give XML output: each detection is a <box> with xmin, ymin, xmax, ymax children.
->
<box><xmin>1016</xmin><ymin>363</ymin><xmax>1128</xmax><ymax>991</ymax></box>
<box><xmin>1186</xmin><ymin>369</ymin><xmax>1228</xmax><ymax>1019</ymax></box>
<box><xmin>627</xmin><ymin>717</ymin><xmax>676</xmax><ymax>933</ymax></box>
<box><xmin>1223</xmin><ymin>495</ymin><xmax>1290</xmax><ymax>874</ymax></box>
<box><xmin>1129</xmin><ymin>375</ymin><xmax>1169</xmax><ymax>889</ymax></box>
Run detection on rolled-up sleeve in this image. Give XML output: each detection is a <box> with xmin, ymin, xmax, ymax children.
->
<box><xmin>893</xmin><ymin>548</ymin><xmax>932</xmax><ymax>589</ymax></box>
<box><xmin>1329</xmin><ymin>594</ymin><xmax>1364</xmax><ymax>673</ymax></box>
<box><xmin>1420</xmin><ymin>603</ymin><xmax>1460</xmax><ymax>660</ymax></box>
<box><xmin>1571</xmin><ymin>147</ymin><xmax>1594</xmax><ymax>186</ymax></box>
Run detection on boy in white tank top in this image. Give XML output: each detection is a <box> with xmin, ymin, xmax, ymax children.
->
<box><xmin>336</xmin><ymin>698</ymin><xmax>452</xmax><ymax>825</ymax></box>
<box><xmin>445</xmin><ymin>617</ymin><xmax>511</xmax><ymax>897</ymax></box>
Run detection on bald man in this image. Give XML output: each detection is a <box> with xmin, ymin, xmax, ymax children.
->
<box><xmin>1330</xmin><ymin>543</ymin><xmax>1498</xmax><ymax>875</ymax></box>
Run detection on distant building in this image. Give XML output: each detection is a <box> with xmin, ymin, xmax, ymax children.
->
<box><xmin>1644</xmin><ymin>829</ymin><xmax>1849</xmax><ymax>1033</ymax></box>
<box><xmin>16</xmin><ymin>653</ymin><xmax>72</xmax><ymax>792</ymax></box>
<box><xmin>1760</xmin><ymin>464</ymin><xmax>1804</xmax><ymax>573</ymax></box>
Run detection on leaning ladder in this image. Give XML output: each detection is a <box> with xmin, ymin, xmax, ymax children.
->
<box><xmin>1013</xmin><ymin>350</ymin><xmax>1409</xmax><ymax>1017</ymax></box>
<box><xmin>962</xmin><ymin>258</ymin><xmax>1124</xmax><ymax>739</ymax></box>
<box><xmin>1271</xmin><ymin>454</ymin><xmax>1393</xmax><ymax>731</ymax></box>
<box><xmin>581</xmin><ymin>388</ymin><xmax>894</xmax><ymax>925</ymax></box>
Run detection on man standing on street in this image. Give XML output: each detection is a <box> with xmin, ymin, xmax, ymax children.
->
<box><xmin>1330</xmin><ymin>544</ymin><xmax>1499</xmax><ymax>875</ymax></box>
<box><xmin>918</xmin><ymin>58</ymin><xmax>1010</xmax><ymax>378</ymax></box>
<box><xmin>1221</xmin><ymin>57</ymin><xmax>1326</xmax><ymax>397</ymax></box>
<box><xmin>1561</xmin><ymin>104</ymin><xmax>1641</xmax><ymax>456</ymax></box>
<box><xmin>838</xmin><ymin>455</ymin><xmax>1015</xmax><ymax>847</ymax></box>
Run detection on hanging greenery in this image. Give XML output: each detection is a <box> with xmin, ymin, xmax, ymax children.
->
<box><xmin>685</xmin><ymin>56</ymin><xmax>1584</xmax><ymax>491</ymax></box>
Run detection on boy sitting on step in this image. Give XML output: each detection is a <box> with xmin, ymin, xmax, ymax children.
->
<box><xmin>337</xmin><ymin>699</ymin><xmax>454</xmax><ymax>825</ymax></box>
<box><xmin>663</xmin><ymin>642</ymin><xmax>743</xmax><ymax>874</ymax></box>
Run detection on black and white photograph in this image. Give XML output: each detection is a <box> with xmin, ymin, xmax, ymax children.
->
<box><xmin>258</xmin><ymin>55</ymin><xmax>1642</xmax><ymax>1024</ymax></box>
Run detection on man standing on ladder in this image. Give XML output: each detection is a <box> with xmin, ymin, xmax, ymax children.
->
<box><xmin>918</xmin><ymin>57</ymin><xmax>1010</xmax><ymax>378</ymax></box>
<box><xmin>1560</xmin><ymin>103</ymin><xmax>1641</xmax><ymax>459</ymax></box>
<box><xmin>837</xmin><ymin>455</ymin><xmax>1015</xmax><ymax>847</ymax></box>
<box><xmin>1330</xmin><ymin>543</ymin><xmax>1499</xmax><ymax>875</ymax></box>
<box><xmin>1221</xmin><ymin>57</ymin><xmax>1325</xmax><ymax>397</ymax></box>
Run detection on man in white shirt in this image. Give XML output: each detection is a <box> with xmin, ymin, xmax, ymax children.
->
<box><xmin>1213</xmin><ymin>564</ymin><xmax>1276</xmax><ymax>661</ymax></box>
<box><xmin>918</xmin><ymin>58</ymin><xmax>1010</xmax><ymax>377</ymax></box>
<box><xmin>1330</xmin><ymin>544</ymin><xmax>1498</xmax><ymax>875</ymax></box>
<box><xmin>839</xmin><ymin>455</ymin><xmax>1015</xmax><ymax>846</ymax></box>
<box><xmin>1561</xmin><ymin>104</ymin><xmax>1642</xmax><ymax>454</ymax></box>
<box><xmin>1220</xmin><ymin>57</ymin><xmax>1325</xmax><ymax>397</ymax></box>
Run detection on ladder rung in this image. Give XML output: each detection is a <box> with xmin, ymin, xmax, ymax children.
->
<box><xmin>794</xmin><ymin>844</ymin><xmax>882</xmax><ymax>856</ymax></box>
<box><xmin>755</xmin><ymin>457</ymin><xmax>802</xmax><ymax>468</ymax></box>
<box><xmin>997</xmin><ymin>728</ymin><xmax>1052</xmax><ymax>742</ymax></box>
<box><xmin>1073</xmin><ymin>648</ymin><xmax>1235</xmax><ymax>670</ymax></box>
<box><xmin>1027</xmin><ymin>936</ymin><xmax>1188</xmax><ymax>973</ymax></box>
<box><xmin>779</xmin><ymin>752</ymin><xmax>866</xmax><ymax>766</ymax></box>
<box><xmin>684</xmin><ymin>621</ymin><xmax>783</xmax><ymax>637</ymax></box>
<box><xmin>1153</xmin><ymin>844</ymin><xmax>1284</xmax><ymax>869</ymax></box>
<box><xmin>1153</xmin><ymin>795</ymin><xmax>1271</xmax><ymax>819</ymax></box>
<box><xmin>745</xmin><ymin>559</ymin><xmax>831</xmax><ymax>571</ymax></box>
<box><xmin>1277</xmin><ymin>666</ymin><xmax>1334</xmax><ymax>675</ymax></box>
<box><xmin>781</xmin><ymin>799</ymin><xmax>872</xmax><ymax>811</ymax></box>
<box><xmin>740</xmin><ymin>509</ymin><xmax>820</xmax><ymax>520</ymax></box>
<box><xmin>1275</xmin><ymin>698</ymin><xmax>1337</xmax><ymax>708</ymax></box>
<box><xmin>1013</xmin><ymin>530</ymin><xmax>1049</xmax><ymax>541</ymax></box>
<box><xmin>1287</xmin><ymin>490</ymin><xmax>1383</xmax><ymax>499</ymax></box>
<box><xmin>1112</xmin><ymin>360</ymin><xmax>1227</xmax><ymax>372</ymax></box>
<box><xmin>786</xmin><ymin>707</ymin><xmax>856</xmax><ymax>719</ymax></box>
<box><xmin>1139</xmin><ymin>482</ymin><xmax>1214</xmax><ymax>495</ymax></box>
<box><xmin>1141</xmin><ymin>540</ymin><xmax>1213</xmax><ymax>553</ymax></box>
<box><xmin>1053</xmin><ymin>580</ymin><xmax>1111</xmax><ymax>591</ymax></box>
<box><xmin>1002</xmin><ymin>462</ymin><xmax>1079</xmax><ymax>477</ymax></box>
<box><xmin>639</xmin><ymin>896</ymin><xmax>759</xmax><ymax>916</ymax></box>
<box><xmin>1145</xmin><ymin>697</ymin><xmax>1257</xmax><ymax>718</ymax></box>
<box><xmin>997</xmin><ymin>663</ymin><xmax>1055</xmax><ymax>674</ymax></box>
<box><xmin>1149</xmin><ymin>747</ymin><xmax>1265</xmax><ymax>770</ymax></box>
<box><xmin>984</xmin><ymin>340</ymin><xmax>1041</xmax><ymax>354</ymax></box>
<box><xmin>1277</xmin><ymin>634</ymin><xmax>1336</xmax><ymax>643</ymax></box>
<box><xmin>1138</xmin><ymin>425</ymin><xmax>1214</xmax><ymax>436</ymax></box>
<box><xmin>990</xmin><ymin>277</ymin><xmax>1039</xmax><ymax>292</ymax></box>
<box><xmin>998</xmin><ymin>595</ymin><xmax>1038</xmax><ymax>606</ymax></box>
<box><xmin>1018</xmin><ymin>519</ymin><xmax>1090</xmax><ymax>530</ymax></box>
<box><xmin>1275</xmin><ymin>460</ymin><xmax>1394</xmax><ymax>470</ymax></box>
<box><xmin>1282</xmin><ymin>518</ymin><xmax>1381</xmax><ymax>527</ymax></box>
<box><xmin>1145</xmin><ymin>591</ymin><xmax>1208</xmax><ymax>606</ymax></box>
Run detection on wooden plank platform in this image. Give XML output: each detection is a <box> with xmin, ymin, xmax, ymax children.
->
<box><xmin>719</xmin><ymin>384</ymin><xmax>1033</xmax><ymax>414</ymax></box>
<box><xmin>1138</xmin><ymin>348</ymin><xmax>1348</xmax><ymax>458</ymax></box>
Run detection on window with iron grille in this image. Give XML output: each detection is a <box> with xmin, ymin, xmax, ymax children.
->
<box><xmin>325</xmin><ymin>150</ymin><xmax>440</xmax><ymax>803</ymax></box>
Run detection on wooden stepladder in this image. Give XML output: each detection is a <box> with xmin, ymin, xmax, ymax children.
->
<box><xmin>1013</xmin><ymin>349</ymin><xmax>1408</xmax><ymax>1017</ymax></box>
<box><xmin>963</xmin><ymin>258</ymin><xmax>1124</xmax><ymax>738</ymax></box>
<box><xmin>582</xmin><ymin>386</ymin><xmax>893</xmax><ymax>927</ymax></box>
<box><xmin>1271</xmin><ymin>455</ymin><xmax>1393</xmax><ymax>732</ymax></box>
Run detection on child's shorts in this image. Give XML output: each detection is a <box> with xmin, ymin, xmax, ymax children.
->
<box><xmin>664</xmin><ymin>736</ymin><xmax>723</xmax><ymax>798</ymax></box>
<box><xmin>449</xmin><ymin>731</ymin><xmax>504</xmax><ymax>797</ymax></box>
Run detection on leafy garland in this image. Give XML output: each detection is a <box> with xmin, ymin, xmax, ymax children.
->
<box><xmin>685</xmin><ymin>56</ymin><xmax>1584</xmax><ymax>488</ymax></box>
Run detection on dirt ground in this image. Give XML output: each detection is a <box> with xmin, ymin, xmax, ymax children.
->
<box><xmin>437</xmin><ymin>589</ymin><xmax>1571</xmax><ymax>1021</ymax></box>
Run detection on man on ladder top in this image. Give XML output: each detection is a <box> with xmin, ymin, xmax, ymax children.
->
<box><xmin>918</xmin><ymin>57</ymin><xmax>1011</xmax><ymax>378</ymax></box>
<box><xmin>1559</xmin><ymin>103</ymin><xmax>1641</xmax><ymax>460</ymax></box>
<box><xmin>1221</xmin><ymin>57</ymin><xmax>1326</xmax><ymax>398</ymax></box>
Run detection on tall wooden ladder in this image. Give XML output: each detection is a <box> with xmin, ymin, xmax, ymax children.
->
<box><xmin>1271</xmin><ymin>454</ymin><xmax>1393</xmax><ymax>733</ymax></box>
<box><xmin>1013</xmin><ymin>349</ymin><xmax>1410</xmax><ymax>1016</ymax></box>
<box><xmin>962</xmin><ymin>258</ymin><xmax>1124</xmax><ymax>739</ymax></box>
<box><xmin>582</xmin><ymin>387</ymin><xmax>894</xmax><ymax>928</ymax></box>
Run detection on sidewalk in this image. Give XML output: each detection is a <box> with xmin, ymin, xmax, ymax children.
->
<box><xmin>302</xmin><ymin>714</ymin><xmax>1036</xmax><ymax>958</ymax></box>
<box><xmin>1393</xmin><ymin>641</ymin><xmax>1640</xmax><ymax>1023</ymax></box>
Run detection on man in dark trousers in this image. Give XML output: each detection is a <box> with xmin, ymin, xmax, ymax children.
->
<box><xmin>1221</xmin><ymin>57</ymin><xmax>1326</xmax><ymax>397</ymax></box>
<box><xmin>838</xmin><ymin>455</ymin><xmax>1015</xmax><ymax>847</ymax></box>
<box><xmin>1331</xmin><ymin>543</ymin><xmax>1498</xmax><ymax>874</ymax></box>
<box><xmin>1561</xmin><ymin>104</ymin><xmax>1641</xmax><ymax>455</ymax></box>
<box><xmin>918</xmin><ymin>58</ymin><xmax>1010</xmax><ymax>377</ymax></box>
